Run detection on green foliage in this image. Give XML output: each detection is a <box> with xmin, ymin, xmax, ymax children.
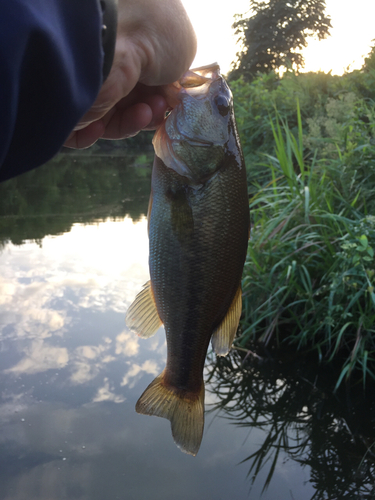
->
<box><xmin>230</xmin><ymin>53</ymin><xmax>375</xmax><ymax>385</ymax></box>
<box><xmin>238</xmin><ymin>95</ymin><xmax>375</xmax><ymax>387</ymax></box>
<box><xmin>231</xmin><ymin>70</ymin><xmax>339</xmax><ymax>179</ymax></box>
<box><xmin>230</xmin><ymin>0</ymin><xmax>331</xmax><ymax>80</ymax></box>
<box><xmin>363</xmin><ymin>41</ymin><xmax>375</xmax><ymax>71</ymax></box>
<box><xmin>231</xmin><ymin>64</ymin><xmax>375</xmax><ymax>210</ymax></box>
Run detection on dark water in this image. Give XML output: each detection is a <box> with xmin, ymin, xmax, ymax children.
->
<box><xmin>0</xmin><ymin>149</ymin><xmax>374</xmax><ymax>500</ymax></box>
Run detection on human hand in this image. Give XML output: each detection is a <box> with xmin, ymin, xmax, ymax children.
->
<box><xmin>64</xmin><ymin>0</ymin><xmax>196</xmax><ymax>149</ymax></box>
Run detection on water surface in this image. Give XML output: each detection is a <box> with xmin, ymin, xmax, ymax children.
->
<box><xmin>0</xmin><ymin>150</ymin><xmax>373</xmax><ymax>500</ymax></box>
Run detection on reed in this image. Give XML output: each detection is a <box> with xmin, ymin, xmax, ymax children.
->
<box><xmin>239</xmin><ymin>105</ymin><xmax>375</xmax><ymax>388</ymax></box>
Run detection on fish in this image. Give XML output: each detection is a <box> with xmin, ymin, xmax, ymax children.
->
<box><xmin>125</xmin><ymin>63</ymin><xmax>250</xmax><ymax>456</ymax></box>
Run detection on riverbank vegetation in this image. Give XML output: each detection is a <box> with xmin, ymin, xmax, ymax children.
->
<box><xmin>233</xmin><ymin>45</ymin><xmax>375</xmax><ymax>387</ymax></box>
<box><xmin>0</xmin><ymin>152</ymin><xmax>152</xmax><ymax>247</ymax></box>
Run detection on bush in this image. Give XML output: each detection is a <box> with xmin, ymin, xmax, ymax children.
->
<box><xmin>238</xmin><ymin>105</ymin><xmax>375</xmax><ymax>388</ymax></box>
<box><xmin>231</xmin><ymin>57</ymin><xmax>375</xmax><ymax>194</ymax></box>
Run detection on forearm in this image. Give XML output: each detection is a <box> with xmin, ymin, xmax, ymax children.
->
<box><xmin>0</xmin><ymin>0</ymin><xmax>197</xmax><ymax>182</ymax></box>
<box><xmin>0</xmin><ymin>0</ymin><xmax>104</xmax><ymax>182</ymax></box>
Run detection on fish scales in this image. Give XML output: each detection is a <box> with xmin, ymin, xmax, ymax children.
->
<box><xmin>126</xmin><ymin>64</ymin><xmax>250</xmax><ymax>456</ymax></box>
<box><xmin>149</xmin><ymin>154</ymin><xmax>248</xmax><ymax>391</ymax></box>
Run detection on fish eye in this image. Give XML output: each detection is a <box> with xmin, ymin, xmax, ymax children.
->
<box><xmin>214</xmin><ymin>95</ymin><xmax>230</xmax><ymax>117</ymax></box>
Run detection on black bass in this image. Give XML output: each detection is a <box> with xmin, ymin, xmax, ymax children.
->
<box><xmin>126</xmin><ymin>64</ymin><xmax>250</xmax><ymax>455</ymax></box>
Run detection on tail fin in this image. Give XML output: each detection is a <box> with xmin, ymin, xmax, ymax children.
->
<box><xmin>135</xmin><ymin>371</ymin><xmax>205</xmax><ymax>456</ymax></box>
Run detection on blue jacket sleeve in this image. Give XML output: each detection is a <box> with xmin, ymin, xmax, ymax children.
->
<box><xmin>0</xmin><ymin>0</ymin><xmax>104</xmax><ymax>182</ymax></box>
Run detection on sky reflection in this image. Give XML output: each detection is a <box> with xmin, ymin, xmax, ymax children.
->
<box><xmin>0</xmin><ymin>216</ymin><xmax>164</xmax><ymax>408</ymax></box>
<box><xmin>0</xmin><ymin>216</ymin><xmax>316</xmax><ymax>500</ymax></box>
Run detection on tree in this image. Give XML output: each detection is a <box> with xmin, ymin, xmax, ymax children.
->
<box><xmin>230</xmin><ymin>0</ymin><xmax>331</xmax><ymax>80</ymax></box>
<box><xmin>363</xmin><ymin>40</ymin><xmax>375</xmax><ymax>71</ymax></box>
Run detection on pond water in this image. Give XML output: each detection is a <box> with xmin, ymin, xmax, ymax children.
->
<box><xmin>0</xmin><ymin>148</ymin><xmax>374</xmax><ymax>500</ymax></box>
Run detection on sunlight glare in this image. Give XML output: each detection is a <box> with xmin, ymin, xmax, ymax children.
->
<box><xmin>182</xmin><ymin>0</ymin><xmax>375</xmax><ymax>76</ymax></box>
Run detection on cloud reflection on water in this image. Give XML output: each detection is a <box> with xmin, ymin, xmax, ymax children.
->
<box><xmin>121</xmin><ymin>358</ymin><xmax>160</xmax><ymax>389</ymax></box>
<box><xmin>0</xmin><ymin>216</ymin><xmax>316</xmax><ymax>499</ymax></box>
<box><xmin>0</xmin><ymin>217</ymin><xmax>165</xmax><ymax>399</ymax></box>
<box><xmin>92</xmin><ymin>378</ymin><xmax>126</xmax><ymax>403</ymax></box>
<box><xmin>115</xmin><ymin>331</ymin><xmax>140</xmax><ymax>357</ymax></box>
<box><xmin>4</xmin><ymin>341</ymin><xmax>69</xmax><ymax>375</ymax></box>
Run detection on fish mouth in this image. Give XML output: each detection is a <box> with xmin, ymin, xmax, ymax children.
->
<box><xmin>162</xmin><ymin>63</ymin><xmax>223</xmax><ymax>108</ymax></box>
<box><xmin>180</xmin><ymin>63</ymin><xmax>221</xmax><ymax>89</ymax></box>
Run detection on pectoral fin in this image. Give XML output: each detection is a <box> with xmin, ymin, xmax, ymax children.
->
<box><xmin>125</xmin><ymin>281</ymin><xmax>162</xmax><ymax>338</ymax></box>
<box><xmin>211</xmin><ymin>286</ymin><xmax>242</xmax><ymax>356</ymax></box>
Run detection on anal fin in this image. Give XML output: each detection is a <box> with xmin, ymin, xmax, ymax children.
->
<box><xmin>136</xmin><ymin>371</ymin><xmax>205</xmax><ymax>456</ymax></box>
<box><xmin>211</xmin><ymin>285</ymin><xmax>242</xmax><ymax>356</ymax></box>
<box><xmin>125</xmin><ymin>281</ymin><xmax>162</xmax><ymax>338</ymax></box>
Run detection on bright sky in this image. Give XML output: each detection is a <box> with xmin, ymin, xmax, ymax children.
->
<box><xmin>181</xmin><ymin>0</ymin><xmax>375</xmax><ymax>76</ymax></box>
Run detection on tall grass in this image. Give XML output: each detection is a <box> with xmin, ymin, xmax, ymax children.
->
<box><xmin>239</xmin><ymin>106</ymin><xmax>375</xmax><ymax>388</ymax></box>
